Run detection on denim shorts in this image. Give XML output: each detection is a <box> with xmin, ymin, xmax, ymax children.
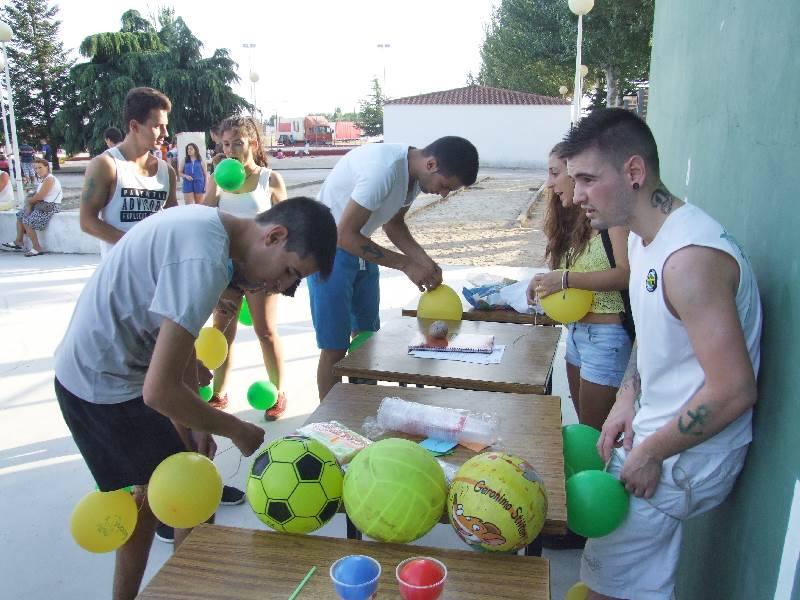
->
<box><xmin>307</xmin><ymin>248</ymin><xmax>380</xmax><ymax>349</ymax></box>
<box><xmin>565</xmin><ymin>322</ymin><xmax>632</xmax><ymax>387</ymax></box>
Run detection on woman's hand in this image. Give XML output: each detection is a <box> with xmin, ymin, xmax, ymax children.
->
<box><xmin>184</xmin><ymin>174</ymin><xmax>193</xmax><ymax>181</ymax></box>
<box><xmin>531</xmin><ymin>271</ymin><xmax>564</xmax><ymax>299</ymax></box>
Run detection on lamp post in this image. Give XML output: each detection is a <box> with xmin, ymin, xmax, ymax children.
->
<box><xmin>242</xmin><ymin>43</ymin><xmax>257</xmax><ymax>117</ymax></box>
<box><xmin>0</xmin><ymin>51</ymin><xmax>11</xmax><ymax>155</ymax></box>
<box><xmin>376</xmin><ymin>43</ymin><xmax>391</xmax><ymax>95</ymax></box>
<box><xmin>568</xmin><ymin>0</ymin><xmax>594</xmax><ymax>126</ymax></box>
<box><xmin>0</xmin><ymin>20</ymin><xmax>24</xmax><ymax>208</ymax></box>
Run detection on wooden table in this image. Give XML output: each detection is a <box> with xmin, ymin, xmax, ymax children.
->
<box><xmin>138</xmin><ymin>524</ymin><xmax>551</xmax><ymax>599</ymax></box>
<box><xmin>402</xmin><ymin>300</ymin><xmax>558</xmax><ymax>326</ymax></box>
<box><xmin>309</xmin><ymin>383</ymin><xmax>567</xmax><ymax>537</ymax></box>
<box><xmin>334</xmin><ymin>318</ymin><xmax>562</xmax><ymax>395</ymax></box>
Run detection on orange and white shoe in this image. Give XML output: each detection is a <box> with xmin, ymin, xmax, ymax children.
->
<box><xmin>264</xmin><ymin>392</ymin><xmax>287</xmax><ymax>421</ymax></box>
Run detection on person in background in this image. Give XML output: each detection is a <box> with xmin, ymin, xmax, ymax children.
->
<box><xmin>2</xmin><ymin>158</ymin><xmax>63</xmax><ymax>256</ymax></box>
<box><xmin>179</xmin><ymin>143</ymin><xmax>207</xmax><ymax>205</ymax></box>
<box><xmin>18</xmin><ymin>142</ymin><xmax>35</xmax><ymax>187</ymax></box>
<box><xmin>203</xmin><ymin>115</ymin><xmax>289</xmax><ymax>421</ymax></box>
<box><xmin>104</xmin><ymin>127</ymin><xmax>124</xmax><ymax>149</ymax></box>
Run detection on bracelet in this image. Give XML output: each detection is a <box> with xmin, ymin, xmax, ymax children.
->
<box><xmin>561</xmin><ymin>270</ymin><xmax>567</xmax><ymax>290</ymax></box>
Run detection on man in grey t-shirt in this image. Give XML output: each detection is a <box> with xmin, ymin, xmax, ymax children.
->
<box><xmin>54</xmin><ymin>199</ymin><xmax>336</xmax><ymax>600</ymax></box>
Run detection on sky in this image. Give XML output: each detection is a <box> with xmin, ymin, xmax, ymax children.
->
<box><xmin>55</xmin><ymin>0</ymin><xmax>498</xmax><ymax>119</ymax></box>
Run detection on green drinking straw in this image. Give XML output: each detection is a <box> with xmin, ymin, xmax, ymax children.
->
<box><xmin>287</xmin><ymin>565</ymin><xmax>317</xmax><ymax>600</ymax></box>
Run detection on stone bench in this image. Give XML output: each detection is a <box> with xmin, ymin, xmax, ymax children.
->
<box><xmin>0</xmin><ymin>209</ymin><xmax>100</xmax><ymax>254</ymax></box>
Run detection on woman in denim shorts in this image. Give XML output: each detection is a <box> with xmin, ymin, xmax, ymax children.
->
<box><xmin>527</xmin><ymin>143</ymin><xmax>633</xmax><ymax>430</ymax></box>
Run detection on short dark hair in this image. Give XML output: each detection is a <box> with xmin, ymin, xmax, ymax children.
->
<box><xmin>254</xmin><ymin>196</ymin><xmax>337</xmax><ymax>279</ymax></box>
<box><xmin>123</xmin><ymin>87</ymin><xmax>172</xmax><ymax>131</ymax></box>
<box><xmin>422</xmin><ymin>136</ymin><xmax>479</xmax><ymax>186</ymax></box>
<box><xmin>561</xmin><ymin>108</ymin><xmax>660</xmax><ymax>178</ymax></box>
<box><xmin>103</xmin><ymin>126</ymin><xmax>123</xmax><ymax>144</ymax></box>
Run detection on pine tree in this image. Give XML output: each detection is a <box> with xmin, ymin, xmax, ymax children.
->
<box><xmin>355</xmin><ymin>78</ymin><xmax>385</xmax><ymax>137</ymax></box>
<box><xmin>1</xmin><ymin>0</ymin><xmax>73</xmax><ymax>169</ymax></box>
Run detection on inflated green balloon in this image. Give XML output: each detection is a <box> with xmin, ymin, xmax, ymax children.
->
<box><xmin>566</xmin><ymin>470</ymin><xmax>629</xmax><ymax>538</ymax></box>
<box><xmin>247</xmin><ymin>380</ymin><xmax>278</xmax><ymax>410</ymax></box>
<box><xmin>214</xmin><ymin>158</ymin><xmax>246</xmax><ymax>191</ymax></box>
<box><xmin>348</xmin><ymin>330</ymin><xmax>374</xmax><ymax>353</ymax></box>
<box><xmin>239</xmin><ymin>297</ymin><xmax>253</xmax><ymax>326</ymax></box>
<box><xmin>199</xmin><ymin>385</ymin><xmax>213</xmax><ymax>402</ymax></box>
<box><xmin>563</xmin><ymin>424</ymin><xmax>604</xmax><ymax>478</ymax></box>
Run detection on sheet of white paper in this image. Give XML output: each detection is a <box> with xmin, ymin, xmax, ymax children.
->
<box><xmin>410</xmin><ymin>345</ymin><xmax>506</xmax><ymax>364</ymax></box>
<box><xmin>499</xmin><ymin>278</ymin><xmax>544</xmax><ymax>315</ymax></box>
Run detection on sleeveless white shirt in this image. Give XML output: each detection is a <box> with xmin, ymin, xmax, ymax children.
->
<box><xmin>628</xmin><ymin>203</ymin><xmax>762</xmax><ymax>453</ymax></box>
<box><xmin>217</xmin><ymin>167</ymin><xmax>273</xmax><ymax>217</ymax></box>
<box><xmin>100</xmin><ymin>146</ymin><xmax>170</xmax><ymax>256</ymax></box>
<box><xmin>0</xmin><ymin>174</ymin><xmax>13</xmax><ymax>204</ymax></box>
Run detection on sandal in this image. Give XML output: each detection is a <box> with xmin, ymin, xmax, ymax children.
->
<box><xmin>24</xmin><ymin>248</ymin><xmax>43</xmax><ymax>257</ymax></box>
<box><xmin>1</xmin><ymin>242</ymin><xmax>23</xmax><ymax>251</ymax></box>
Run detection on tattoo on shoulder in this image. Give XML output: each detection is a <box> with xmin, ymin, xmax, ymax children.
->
<box><xmin>650</xmin><ymin>187</ymin><xmax>675</xmax><ymax>215</ymax></box>
<box><xmin>361</xmin><ymin>244</ymin><xmax>384</xmax><ymax>260</ymax></box>
<box><xmin>677</xmin><ymin>405</ymin><xmax>709</xmax><ymax>436</ymax></box>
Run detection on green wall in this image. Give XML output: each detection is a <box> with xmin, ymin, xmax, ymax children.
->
<box><xmin>647</xmin><ymin>1</ymin><xmax>800</xmax><ymax>598</ymax></box>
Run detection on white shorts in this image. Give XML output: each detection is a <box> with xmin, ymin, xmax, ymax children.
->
<box><xmin>580</xmin><ymin>444</ymin><xmax>748</xmax><ymax>600</ymax></box>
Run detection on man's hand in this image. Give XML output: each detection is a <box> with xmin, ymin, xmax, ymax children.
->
<box><xmin>191</xmin><ymin>430</ymin><xmax>217</xmax><ymax>460</ymax></box>
<box><xmin>403</xmin><ymin>258</ymin><xmax>440</xmax><ymax>292</ymax></box>
<box><xmin>232</xmin><ymin>422</ymin><xmax>265</xmax><ymax>456</ymax></box>
<box><xmin>619</xmin><ymin>444</ymin><xmax>663</xmax><ymax>498</ymax></box>
<box><xmin>531</xmin><ymin>271</ymin><xmax>563</xmax><ymax>299</ymax></box>
<box><xmin>197</xmin><ymin>361</ymin><xmax>212</xmax><ymax>387</ymax></box>
<box><xmin>598</xmin><ymin>396</ymin><xmax>636</xmax><ymax>462</ymax></box>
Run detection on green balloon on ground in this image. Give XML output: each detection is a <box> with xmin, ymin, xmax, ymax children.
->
<box><xmin>214</xmin><ymin>158</ymin><xmax>246</xmax><ymax>191</ymax></box>
<box><xmin>563</xmin><ymin>424</ymin><xmax>604</xmax><ymax>477</ymax></box>
<box><xmin>566</xmin><ymin>470</ymin><xmax>629</xmax><ymax>538</ymax></box>
<box><xmin>239</xmin><ymin>297</ymin><xmax>253</xmax><ymax>326</ymax></box>
<box><xmin>247</xmin><ymin>380</ymin><xmax>278</xmax><ymax>410</ymax></box>
<box><xmin>348</xmin><ymin>330</ymin><xmax>374</xmax><ymax>353</ymax></box>
<box><xmin>199</xmin><ymin>385</ymin><xmax>213</xmax><ymax>402</ymax></box>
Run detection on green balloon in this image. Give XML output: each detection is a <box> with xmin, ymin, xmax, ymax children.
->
<box><xmin>566</xmin><ymin>470</ymin><xmax>629</xmax><ymax>538</ymax></box>
<box><xmin>348</xmin><ymin>330</ymin><xmax>374</xmax><ymax>353</ymax></box>
<box><xmin>563</xmin><ymin>424</ymin><xmax>604</xmax><ymax>476</ymax></box>
<box><xmin>247</xmin><ymin>380</ymin><xmax>278</xmax><ymax>410</ymax></box>
<box><xmin>214</xmin><ymin>158</ymin><xmax>246</xmax><ymax>191</ymax></box>
<box><xmin>199</xmin><ymin>385</ymin><xmax>214</xmax><ymax>402</ymax></box>
<box><xmin>239</xmin><ymin>297</ymin><xmax>253</xmax><ymax>326</ymax></box>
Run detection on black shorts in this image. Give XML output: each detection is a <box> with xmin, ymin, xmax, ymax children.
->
<box><xmin>55</xmin><ymin>377</ymin><xmax>186</xmax><ymax>491</ymax></box>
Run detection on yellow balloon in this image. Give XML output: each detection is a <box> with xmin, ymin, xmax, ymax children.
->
<box><xmin>417</xmin><ymin>284</ymin><xmax>462</xmax><ymax>321</ymax></box>
<box><xmin>70</xmin><ymin>489</ymin><xmax>138</xmax><ymax>553</ymax></box>
<box><xmin>148</xmin><ymin>452</ymin><xmax>222</xmax><ymax>529</ymax></box>
<box><xmin>195</xmin><ymin>327</ymin><xmax>228</xmax><ymax>370</ymax></box>
<box><xmin>566</xmin><ymin>581</ymin><xmax>590</xmax><ymax>600</ymax></box>
<box><xmin>539</xmin><ymin>284</ymin><xmax>593</xmax><ymax>324</ymax></box>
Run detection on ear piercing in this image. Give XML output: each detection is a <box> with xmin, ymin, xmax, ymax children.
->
<box><xmin>633</xmin><ymin>182</ymin><xmax>640</xmax><ymax>190</ymax></box>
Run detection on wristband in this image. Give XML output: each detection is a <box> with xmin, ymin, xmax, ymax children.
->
<box><xmin>565</xmin><ymin>270</ymin><xmax>570</xmax><ymax>289</ymax></box>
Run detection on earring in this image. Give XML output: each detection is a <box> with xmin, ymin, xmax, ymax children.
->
<box><xmin>633</xmin><ymin>182</ymin><xmax>640</xmax><ymax>190</ymax></box>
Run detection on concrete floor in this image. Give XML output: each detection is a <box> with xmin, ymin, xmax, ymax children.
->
<box><xmin>0</xmin><ymin>254</ymin><xmax>582</xmax><ymax>599</ymax></box>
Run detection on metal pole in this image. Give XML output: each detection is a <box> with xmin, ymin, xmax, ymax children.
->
<box><xmin>2</xmin><ymin>42</ymin><xmax>24</xmax><ymax>207</ymax></box>
<box><xmin>571</xmin><ymin>15</ymin><xmax>583</xmax><ymax>127</ymax></box>
<box><xmin>0</xmin><ymin>69</ymin><xmax>10</xmax><ymax>155</ymax></box>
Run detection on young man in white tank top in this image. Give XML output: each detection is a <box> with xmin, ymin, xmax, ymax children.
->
<box><xmin>561</xmin><ymin>109</ymin><xmax>762</xmax><ymax>600</ymax></box>
<box><xmin>79</xmin><ymin>87</ymin><xmax>177</xmax><ymax>257</ymax></box>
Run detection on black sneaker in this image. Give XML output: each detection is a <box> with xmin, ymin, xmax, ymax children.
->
<box><xmin>220</xmin><ymin>485</ymin><xmax>245</xmax><ymax>506</ymax></box>
<box><xmin>155</xmin><ymin>522</ymin><xmax>174</xmax><ymax>543</ymax></box>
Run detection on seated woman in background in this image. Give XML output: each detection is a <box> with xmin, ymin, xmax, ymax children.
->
<box><xmin>2</xmin><ymin>158</ymin><xmax>63</xmax><ymax>256</ymax></box>
<box><xmin>527</xmin><ymin>143</ymin><xmax>633</xmax><ymax>431</ymax></box>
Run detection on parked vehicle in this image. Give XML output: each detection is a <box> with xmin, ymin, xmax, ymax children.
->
<box><xmin>277</xmin><ymin>115</ymin><xmax>333</xmax><ymax>145</ymax></box>
<box><xmin>334</xmin><ymin>121</ymin><xmax>363</xmax><ymax>143</ymax></box>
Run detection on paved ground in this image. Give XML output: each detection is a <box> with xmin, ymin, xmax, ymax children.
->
<box><xmin>0</xmin><ymin>166</ymin><xmax>583</xmax><ymax>599</ymax></box>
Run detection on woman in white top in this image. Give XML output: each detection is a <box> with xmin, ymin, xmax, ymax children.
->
<box><xmin>3</xmin><ymin>158</ymin><xmax>62</xmax><ymax>256</ymax></box>
<box><xmin>204</xmin><ymin>115</ymin><xmax>289</xmax><ymax>420</ymax></box>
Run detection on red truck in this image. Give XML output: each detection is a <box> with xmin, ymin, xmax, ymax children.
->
<box><xmin>277</xmin><ymin>115</ymin><xmax>333</xmax><ymax>145</ymax></box>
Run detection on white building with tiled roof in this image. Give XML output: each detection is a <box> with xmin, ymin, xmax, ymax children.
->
<box><xmin>384</xmin><ymin>84</ymin><xmax>570</xmax><ymax>168</ymax></box>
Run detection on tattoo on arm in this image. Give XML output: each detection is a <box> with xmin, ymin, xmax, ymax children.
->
<box><xmin>617</xmin><ymin>340</ymin><xmax>641</xmax><ymax>402</ymax></box>
<box><xmin>677</xmin><ymin>405</ymin><xmax>709</xmax><ymax>436</ymax></box>
<box><xmin>650</xmin><ymin>187</ymin><xmax>675</xmax><ymax>215</ymax></box>
<box><xmin>360</xmin><ymin>244</ymin><xmax>384</xmax><ymax>260</ymax></box>
<box><xmin>81</xmin><ymin>176</ymin><xmax>96</xmax><ymax>204</ymax></box>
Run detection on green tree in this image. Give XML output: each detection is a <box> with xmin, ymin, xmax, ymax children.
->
<box><xmin>478</xmin><ymin>0</ymin><xmax>653</xmax><ymax>107</ymax></box>
<box><xmin>1</xmin><ymin>0</ymin><xmax>73</xmax><ymax>169</ymax></box>
<box><xmin>56</xmin><ymin>9</ymin><xmax>249</xmax><ymax>155</ymax></box>
<box><xmin>355</xmin><ymin>78</ymin><xmax>384</xmax><ymax>137</ymax></box>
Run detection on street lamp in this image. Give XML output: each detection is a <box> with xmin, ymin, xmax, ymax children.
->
<box><xmin>376</xmin><ymin>43</ymin><xmax>391</xmax><ymax>94</ymax></box>
<box><xmin>568</xmin><ymin>0</ymin><xmax>594</xmax><ymax>126</ymax></box>
<box><xmin>559</xmin><ymin>85</ymin><xmax>569</xmax><ymax>98</ymax></box>
<box><xmin>0</xmin><ymin>20</ymin><xmax>25</xmax><ymax>208</ymax></box>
